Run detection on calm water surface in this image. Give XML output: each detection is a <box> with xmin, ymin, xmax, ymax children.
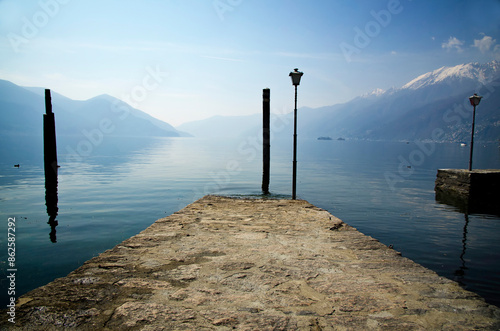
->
<box><xmin>1</xmin><ymin>136</ymin><xmax>499</xmax><ymax>307</ymax></box>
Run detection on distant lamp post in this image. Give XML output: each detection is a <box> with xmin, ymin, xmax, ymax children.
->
<box><xmin>468</xmin><ymin>93</ymin><xmax>482</xmax><ymax>171</ymax></box>
<box><xmin>289</xmin><ymin>68</ymin><xmax>303</xmax><ymax>200</ymax></box>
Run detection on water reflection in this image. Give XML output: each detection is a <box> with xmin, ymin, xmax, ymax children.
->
<box><xmin>454</xmin><ymin>214</ymin><xmax>469</xmax><ymax>284</ymax></box>
<box><xmin>45</xmin><ymin>163</ymin><xmax>58</xmax><ymax>243</ymax></box>
<box><xmin>436</xmin><ymin>193</ymin><xmax>496</xmax><ymax>293</ymax></box>
<box><xmin>436</xmin><ymin>191</ymin><xmax>500</xmax><ymax>217</ymax></box>
<box><xmin>2</xmin><ymin>139</ymin><xmax>499</xmax><ymax>307</ymax></box>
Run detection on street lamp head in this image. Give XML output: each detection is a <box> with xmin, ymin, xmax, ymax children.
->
<box><xmin>289</xmin><ymin>68</ymin><xmax>303</xmax><ymax>86</ymax></box>
<box><xmin>469</xmin><ymin>93</ymin><xmax>482</xmax><ymax>106</ymax></box>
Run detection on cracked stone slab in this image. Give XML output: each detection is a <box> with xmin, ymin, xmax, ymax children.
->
<box><xmin>2</xmin><ymin>195</ymin><xmax>500</xmax><ymax>330</ymax></box>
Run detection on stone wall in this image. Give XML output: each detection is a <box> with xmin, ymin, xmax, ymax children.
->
<box><xmin>435</xmin><ymin>169</ymin><xmax>500</xmax><ymax>214</ymax></box>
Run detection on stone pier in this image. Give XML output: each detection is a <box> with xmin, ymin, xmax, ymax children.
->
<box><xmin>435</xmin><ymin>169</ymin><xmax>500</xmax><ymax>214</ymax></box>
<box><xmin>2</xmin><ymin>195</ymin><xmax>500</xmax><ymax>330</ymax></box>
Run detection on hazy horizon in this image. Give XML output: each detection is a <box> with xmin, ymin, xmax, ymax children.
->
<box><xmin>1</xmin><ymin>0</ymin><xmax>499</xmax><ymax>126</ymax></box>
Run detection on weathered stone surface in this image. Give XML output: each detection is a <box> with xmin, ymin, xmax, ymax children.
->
<box><xmin>435</xmin><ymin>169</ymin><xmax>500</xmax><ymax>214</ymax></box>
<box><xmin>2</xmin><ymin>195</ymin><xmax>500</xmax><ymax>330</ymax></box>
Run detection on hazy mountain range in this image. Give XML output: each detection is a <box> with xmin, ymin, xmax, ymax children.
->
<box><xmin>0</xmin><ymin>79</ymin><xmax>189</xmax><ymax>141</ymax></box>
<box><xmin>178</xmin><ymin>61</ymin><xmax>500</xmax><ymax>142</ymax></box>
<box><xmin>2</xmin><ymin>60</ymin><xmax>499</xmax><ymax>149</ymax></box>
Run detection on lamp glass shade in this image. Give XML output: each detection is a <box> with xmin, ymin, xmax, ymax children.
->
<box><xmin>289</xmin><ymin>69</ymin><xmax>303</xmax><ymax>86</ymax></box>
<box><xmin>469</xmin><ymin>94</ymin><xmax>482</xmax><ymax>106</ymax></box>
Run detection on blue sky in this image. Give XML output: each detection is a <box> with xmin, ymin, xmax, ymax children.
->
<box><xmin>1</xmin><ymin>0</ymin><xmax>499</xmax><ymax>126</ymax></box>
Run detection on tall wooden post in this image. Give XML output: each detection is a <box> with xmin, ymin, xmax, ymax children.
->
<box><xmin>44</xmin><ymin>89</ymin><xmax>58</xmax><ymax>180</ymax></box>
<box><xmin>262</xmin><ymin>88</ymin><xmax>270</xmax><ymax>194</ymax></box>
<box><xmin>44</xmin><ymin>89</ymin><xmax>58</xmax><ymax>243</ymax></box>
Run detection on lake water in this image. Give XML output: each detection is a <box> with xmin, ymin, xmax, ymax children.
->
<box><xmin>1</xmin><ymin>135</ymin><xmax>500</xmax><ymax>307</ymax></box>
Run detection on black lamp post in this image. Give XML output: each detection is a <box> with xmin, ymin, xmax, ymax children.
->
<box><xmin>289</xmin><ymin>68</ymin><xmax>303</xmax><ymax>200</ymax></box>
<box><xmin>468</xmin><ymin>93</ymin><xmax>482</xmax><ymax>171</ymax></box>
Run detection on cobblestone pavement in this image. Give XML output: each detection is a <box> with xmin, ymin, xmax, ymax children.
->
<box><xmin>3</xmin><ymin>195</ymin><xmax>500</xmax><ymax>330</ymax></box>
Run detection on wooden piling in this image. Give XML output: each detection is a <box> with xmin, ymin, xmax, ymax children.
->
<box><xmin>262</xmin><ymin>88</ymin><xmax>270</xmax><ymax>194</ymax></box>
<box><xmin>43</xmin><ymin>89</ymin><xmax>58</xmax><ymax>242</ymax></box>
<box><xmin>43</xmin><ymin>89</ymin><xmax>58</xmax><ymax>179</ymax></box>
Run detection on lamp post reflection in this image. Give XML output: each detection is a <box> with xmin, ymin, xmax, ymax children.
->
<box><xmin>454</xmin><ymin>214</ymin><xmax>469</xmax><ymax>285</ymax></box>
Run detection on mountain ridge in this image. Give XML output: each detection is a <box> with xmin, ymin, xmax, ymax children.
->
<box><xmin>0</xmin><ymin>80</ymin><xmax>189</xmax><ymax>139</ymax></box>
<box><xmin>402</xmin><ymin>61</ymin><xmax>500</xmax><ymax>90</ymax></box>
<box><xmin>177</xmin><ymin>60</ymin><xmax>500</xmax><ymax>142</ymax></box>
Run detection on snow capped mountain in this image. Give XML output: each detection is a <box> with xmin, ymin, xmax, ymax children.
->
<box><xmin>361</xmin><ymin>88</ymin><xmax>388</xmax><ymax>98</ymax></box>
<box><xmin>176</xmin><ymin>60</ymin><xmax>500</xmax><ymax>142</ymax></box>
<box><xmin>360</xmin><ymin>61</ymin><xmax>500</xmax><ymax>98</ymax></box>
<box><xmin>402</xmin><ymin>61</ymin><xmax>500</xmax><ymax>90</ymax></box>
<box><xmin>297</xmin><ymin>60</ymin><xmax>500</xmax><ymax>141</ymax></box>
